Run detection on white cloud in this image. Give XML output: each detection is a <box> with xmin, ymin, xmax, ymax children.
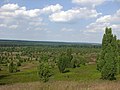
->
<box><xmin>110</xmin><ymin>24</ymin><xmax>120</xmax><ymax>31</ymax></box>
<box><xmin>96</xmin><ymin>15</ymin><xmax>111</xmax><ymax>23</ymax></box>
<box><xmin>61</xmin><ymin>28</ymin><xmax>73</xmax><ymax>32</ymax></box>
<box><xmin>9</xmin><ymin>25</ymin><xmax>18</xmax><ymax>29</ymax></box>
<box><xmin>1</xmin><ymin>3</ymin><xmax>19</xmax><ymax>10</ymax></box>
<box><xmin>15</xmin><ymin>9</ymin><xmax>40</xmax><ymax>17</ymax></box>
<box><xmin>0</xmin><ymin>3</ymin><xmax>46</xmax><ymax>31</ymax></box>
<box><xmin>0</xmin><ymin>24</ymin><xmax>7</xmax><ymax>27</ymax></box>
<box><xmin>0</xmin><ymin>4</ymin><xmax>41</xmax><ymax>18</ymax></box>
<box><xmin>49</xmin><ymin>7</ymin><xmax>101</xmax><ymax>22</ymax></box>
<box><xmin>112</xmin><ymin>9</ymin><xmax>120</xmax><ymax>22</ymax></box>
<box><xmin>35</xmin><ymin>27</ymin><xmax>48</xmax><ymax>31</ymax></box>
<box><xmin>42</xmin><ymin>4</ymin><xmax>63</xmax><ymax>14</ymax></box>
<box><xmin>29</xmin><ymin>22</ymin><xmax>46</xmax><ymax>26</ymax></box>
<box><xmin>86</xmin><ymin>22</ymin><xmax>110</xmax><ymax>33</ymax></box>
<box><xmin>0</xmin><ymin>3</ymin><xmax>64</xmax><ymax>31</ymax></box>
<box><xmin>72</xmin><ymin>0</ymin><xmax>105</xmax><ymax>7</ymax></box>
<box><xmin>86</xmin><ymin>9</ymin><xmax>120</xmax><ymax>33</ymax></box>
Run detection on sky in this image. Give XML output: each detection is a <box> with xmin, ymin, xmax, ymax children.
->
<box><xmin>0</xmin><ymin>0</ymin><xmax>120</xmax><ymax>43</ymax></box>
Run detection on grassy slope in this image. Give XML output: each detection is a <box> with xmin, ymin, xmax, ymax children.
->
<box><xmin>1</xmin><ymin>63</ymin><xmax>120</xmax><ymax>90</ymax></box>
<box><xmin>0</xmin><ymin>63</ymin><xmax>100</xmax><ymax>84</ymax></box>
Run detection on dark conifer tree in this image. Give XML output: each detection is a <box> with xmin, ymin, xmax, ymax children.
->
<box><xmin>97</xmin><ymin>27</ymin><xmax>118</xmax><ymax>80</ymax></box>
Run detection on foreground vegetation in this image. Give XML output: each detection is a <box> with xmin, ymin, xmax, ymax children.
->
<box><xmin>1</xmin><ymin>63</ymin><xmax>120</xmax><ymax>90</ymax></box>
<box><xmin>0</xmin><ymin>61</ymin><xmax>100</xmax><ymax>84</ymax></box>
<box><xmin>0</xmin><ymin>41</ymin><xmax>100</xmax><ymax>84</ymax></box>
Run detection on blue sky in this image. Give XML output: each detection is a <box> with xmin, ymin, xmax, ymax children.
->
<box><xmin>0</xmin><ymin>0</ymin><xmax>120</xmax><ymax>43</ymax></box>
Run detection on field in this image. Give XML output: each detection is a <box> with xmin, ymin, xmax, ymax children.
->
<box><xmin>0</xmin><ymin>40</ymin><xmax>120</xmax><ymax>90</ymax></box>
<box><xmin>1</xmin><ymin>62</ymin><xmax>120</xmax><ymax>90</ymax></box>
<box><xmin>1</xmin><ymin>63</ymin><xmax>120</xmax><ymax>90</ymax></box>
<box><xmin>0</xmin><ymin>63</ymin><xmax>99</xmax><ymax>84</ymax></box>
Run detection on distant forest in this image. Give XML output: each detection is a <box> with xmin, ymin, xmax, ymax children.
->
<box><xmin>0</xmin><ymin>39</ymin><xmax>101</xmax><ymax>48</ymax></box>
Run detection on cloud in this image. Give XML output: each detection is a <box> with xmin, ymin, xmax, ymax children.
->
<box><xmin>41</xmin><ymin>4</ymin><xmax>63</xmax><ymax>14</ymax></box>
<box><xmin>110</xmin><ymin>24</ymin><xmax>120</xmax><ymax>30</ymax></box>
<box><xmin>9</xmin><ymin>25</ymin><xmax>18</xmax><ymax>29</ymax></box>
<box><xmin>96</xmin><ymin>15</ymin><xmax>111</xmax><ymax>23</ymax></box>
<box><xmin>0</xmin><ymin>24</ymin><xmax>7</xmax><ymax>27</ymax></box>
<box><xmin>0</xmin><ymin>3</ymin><xmax>58</xmax><ymax>31</ymax></box>
<box><xmin>1</xmin><ymin>3</ymin><xmax>19</xmax><ymax>10</ymax></box>
<box><xmin>72</xmin><ymin>0</ymin><xmax>105</xmax><ymax>7</ymax></box>
<box><xmin>86</xmin><ymin>22</ymin><xmax>110</xmax><ymax>33</ymax></box>
<box><xmin>0</xmin><ymin>3</ymin><xmax>65</xmax><ymax>31</ymax></box>
<box><xmin>112</xmin><ymin>9</ymin><xmax>120</xmax><ymax>22</ymax></box>
<box><xmin>49</xmin><ymin>7</ymin><xmax>101</xmax><ymax>22</ymax></box>
<box><xmin>86</xmin><ymin>9</ymin><xmax>120</xmax><ymax>33</ymax></box>
<box><xmin>61</xmin><ymin>28</ymin><xmax>73</xmax><ymax>32</ymax></box>
<box><xmin>0</xmin><ymin>4</ymin><xmax>41</xmax><ymax>19</ymax></box>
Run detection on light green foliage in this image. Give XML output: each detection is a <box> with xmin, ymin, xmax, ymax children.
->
<box><xmin>57</xmin><ymin>53</ymin><xmax>67</xmax><ymax>73</ymax></box>
<box><xmin>8</xmin><ymin>61</ymin><xmax>14</xmax><ymax>73</ymax></box>
<box><xmin>71</xmin><ymin>53</ymin><xmax>86</xmax><ymax>68</ymax></box>
<box><xmin>38</xmin><ymin>62</ymin><xmax>52</xmax><ymax>82</ymax></box>
<box><xmin>17</xmin><ymin>60</ymin><xmax>21</xmax><ymax>66</ymax></box>
<box><xmin>8</xmin><ymin>61</ymin><xmax>18</xmax><ymax>73</ymax></box>
<box><xmin>66</xmin><ymin>49</ymin><xmax>73</xmax><ymax>68</ymax></box>
<box><xmin>78</xmin><ymin>55</ymin><xmax>86</xmax><ymax>66</ymax></box>
<box><xmin>39</xmin><ymin>53</ymin><xmax>49</xmax><ymax>63</ymax></box>
<box><xmin>97</xmin><ymin>27</ymin><xmax>118</xmax><ymax>80</ymax></box>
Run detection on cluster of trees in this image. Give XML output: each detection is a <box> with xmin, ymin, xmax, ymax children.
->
<box><xmin>97</xmin><ymin>27</ymin><xmax>119</xmax><ymax>80</ymax></box>
<box><xmin>38</xmin><ymin>48</ymin><xmax>87</xmax><ymax>82</ymax></box>
<box><xmin>57</xmin><ymin>49</ymin><xmax>86</xmax><ymax>73</ymax></box>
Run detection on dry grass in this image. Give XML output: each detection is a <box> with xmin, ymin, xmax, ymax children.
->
<box><xmin>0</xmin><ymin>81</ymin><xmax>120</xmax><ymax>90</ymax></box>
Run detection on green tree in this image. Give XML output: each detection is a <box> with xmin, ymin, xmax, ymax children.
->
<box><xmin>17</xmin><ymin>60</ymin><xmax>21</xmax><ymax>66</ymax></box>
<box><xmin>97</xmin><ymin>27</ymin><xmax>118</xmax><ymax>80</ymax></box>
<box><xmin>71</xmin><ymin>54</ymin><xmax>86</xmax><ymax>68</ymax></box>
<box><xmin>38</xmin><ymin>62</ymin><xmax>52</xmax><ymax>82</ymax></box>
<box><xmin>118</xmin><ymin>56</ymin><xmax>120</xmax><ymax>74</ymax></box>
<box><xmin>57</xmin><ymin>53</ymin><xmax>68</xmax><ymax>73</ymax></box>
<box><xmin>101</xmin><ymin>44</ymin><xmax>117</xmax><ymax>80</ymax></box>
<box><xmin>8</xmin><ymin>61</ymin><xmax>14</xmax><ymax>73</ymax></box>
<box><xmin>117</xmin><ymin>40</ymin><xmax>120</xmax><ymax>73</ymax></box>
<box><xmin>63</xmin><ymin>48</ymin><xmax>73</xmax><ymax>68</ymax></box>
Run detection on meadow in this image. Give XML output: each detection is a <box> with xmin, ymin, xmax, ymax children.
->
<box><xmin>1</xmin><ymin>63</ymin><xmax>120</xmax><ymax>90</ymax></box>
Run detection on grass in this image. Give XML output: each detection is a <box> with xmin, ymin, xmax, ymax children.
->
<box><xmin>52</xmin><ymin>64</ymin><xmax>100</xmax><ymax>82</ymax></box>
<box><xmin>0</xmin><ymin>62</ymin><xmax>39</xmax><ymax>85</ymax></box>
<box><xmin>1</xmin><ymin>62</ymin><xmax>120</xmax><ymax>90</ymax></box>
<box><xmin>0</xmin><ymin>63</ymin><xmax>101</xmax><ymax>85</ymax></box>
<box><xmin>0</xmin><ymin>69</ymin><xmax>39</xmax><ymax>85</ymax></box>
